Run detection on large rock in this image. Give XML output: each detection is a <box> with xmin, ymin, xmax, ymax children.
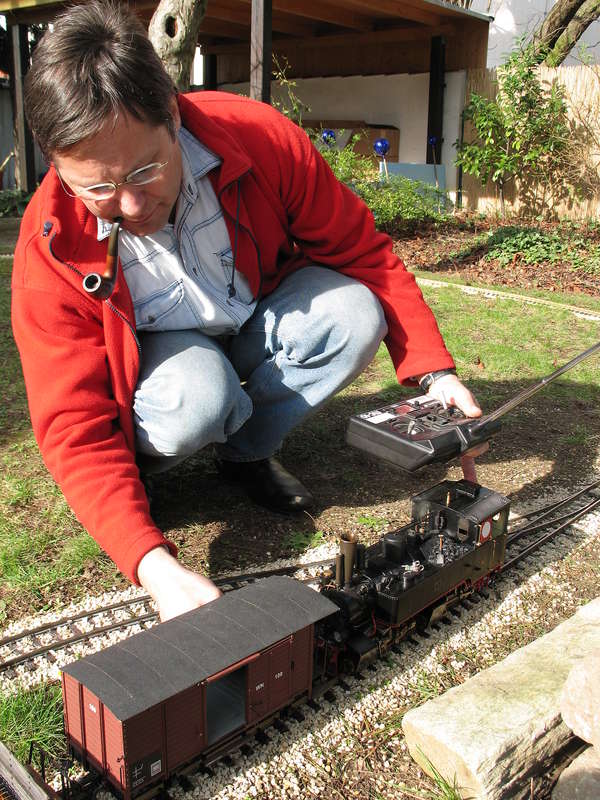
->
<box><xmin>560</xmin><ymin>650</ymin><xmax>600</xmax><ymax>748</ymax></box>
<box><xmin>402</xmin><ymin>598</ymin><xmax>600</xmax><ymax>800</ymax></box>
<box><xmin>552</xmin><ymin>746</ymin><xmax>600</xmax><ymax>800</ymax></box>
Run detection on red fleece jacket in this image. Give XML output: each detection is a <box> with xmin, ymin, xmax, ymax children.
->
<box><xmin>11</xmin><ymin>92</ymin><xmax>454</xmax><ymax>583</ymax></box>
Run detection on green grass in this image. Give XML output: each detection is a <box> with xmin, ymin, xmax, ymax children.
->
<box><xmin>2</xmin><ymin>223</ymin><xmax>600</xmax><ymax>619</ymax></box>
<box><xmin>0</xmin><ymin>685</ymin><xmax>65</xmax><ymax>769</ymax></box>
<box><xmin>412</xmin><ymin>267</ymin><xmax>600</xmax><ymax>313</ymax></box>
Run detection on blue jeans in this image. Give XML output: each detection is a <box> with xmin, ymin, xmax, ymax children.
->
<box><xmin>133</xmin><ymin>266</ymin><xmax>387</xmax><ymax>473</ymax></box>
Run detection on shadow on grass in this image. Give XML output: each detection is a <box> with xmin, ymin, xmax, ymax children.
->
<box><xmin>140</xmin><ymin>377</ymin><xmax>600</xmax><ymax>574</ymax></box>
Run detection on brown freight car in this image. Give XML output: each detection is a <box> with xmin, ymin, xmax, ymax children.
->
<box><xmin>61</xmin><ymin>576</ymin><xmax>337</xmax><ymax>799</ymax></box>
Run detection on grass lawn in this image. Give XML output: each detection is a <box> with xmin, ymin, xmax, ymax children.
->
<box><xmin>2</xmin><ymin>218</ymin><xmax>600</xmax><ymax>624</ymax></box>
<box><xmin>2</xmin><ymin>214</ymin><xmax>600</xmax><ymax>798</ymax></box>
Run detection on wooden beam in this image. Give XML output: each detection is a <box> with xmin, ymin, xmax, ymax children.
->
<box><xmin>203</xmin><ymin>23</ymin><xmax>455</xmax><ymax>56</ymax></box>
<box><xmin>239</xmin><ymin>0</ymin><xmax>372</xmax><ymax>31</ymax></box>
<box><xmin>10</xmin><ymin>23</ymin><xmax>36</xmax><ymax>193</ymax></box>
<box><xmin>329</xmin><ymin>0</ymin><xmax>444</xmax><ymax>27</ymax></box>
<box><xmin>203</xmin><ymin>53</ymin><xmax>218</xmax><ymax>89</ymax></box>
<box><xmin>250</xmin><ymin>0</ymin><xmax>271</xmax><ymax>103</ymax></box>
<box><xmin>203</xmin><ymin>0</ymin><xmax>315</xmax><ymax>37</ymax></box>
<box><xmin>199</xmin><ymin>17</ymin><xmax>249</xmax><ymax>39</ymax></box>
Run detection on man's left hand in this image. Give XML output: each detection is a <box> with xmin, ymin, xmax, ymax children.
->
<box><xmin>427</xmin><ymin>374</ymin><xmax>489</xmax><ymax>479</ymax></box>
<box><xmin>425</xmin><ymin>373</ymin><xmax>482</xmax><ymax>418</ymax></box>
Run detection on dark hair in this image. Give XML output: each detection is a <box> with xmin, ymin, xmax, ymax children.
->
<box><xmin>24</xmin><ymin>1</ymin><xmax>177</xmax><ymax>159</ymax></box>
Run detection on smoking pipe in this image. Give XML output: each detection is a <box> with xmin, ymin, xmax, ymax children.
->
<box><xmin>82</xmin><ymin>217</ymin><xmax>123</xmax><ymax>300</ymax></box>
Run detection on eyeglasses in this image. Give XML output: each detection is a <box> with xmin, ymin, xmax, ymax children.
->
<box><xmin>55</xmin><ymin>160</ymin><xmax>169</xmax><ymax>201</ymax></box>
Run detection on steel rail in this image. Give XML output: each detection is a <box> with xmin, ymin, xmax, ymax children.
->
<box><xmin>502</xmin><ymin>496</ymin><xmax>600</xmax><ymax>572</ymax></box>
<box><xmin>0</xmin><ymin>564</ymin><xmax>330</xmax><ymax>674</ymax></box>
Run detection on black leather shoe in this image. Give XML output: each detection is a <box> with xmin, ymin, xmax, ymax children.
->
<box><xmin>217</xmin><ymin>457</ymin><xmax>314</xmax><ymax>513</ymax></box>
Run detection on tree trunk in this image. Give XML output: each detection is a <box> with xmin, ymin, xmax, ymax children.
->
<box><xmin>532</xmin><ymin>0</ymin><xmax>583</xmax><ymax>55</ymax></box>
<box><xmin>546</xmin><ymin>0</ymin><xmax>600</xmax><ymax>66</ymax></box>
<box><xmin>148</xmin><ymin>0</ymin><xmax>208</xmax><ymax>92</ymax></box>
<box><xmin>530</xmin><ymin>0</ymin><xmax>600</xmax><ymax>65</ymax></box>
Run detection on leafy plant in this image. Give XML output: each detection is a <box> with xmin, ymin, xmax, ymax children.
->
<box><xmin>0</xmin><ymin>189</ymin><xmax>32</xmax><ymax>217</ymax></box>
<box><xmin>357</xmin><ymin>514</ymin><xmax>388</xmax><ymax>531</ymax></box>
<box><xmin>357</xmin><ymin>176</ymin><xmax>449</xmax><ymax>234</ymax></box>
<box><xmin>315</xmin><ymin>132</ymin><xmax>377</xmax><ymax>186</ymax></box>
<box><xmin>271</xmin><ymin>54</ymin><xmax>311</xmax><ymax>126</ymax></box>
<box><xmin>484</xmin><ymin>224</ymin><xmax>600</xmax><ymax>272</ymax></box>
<box><xmin>285</xmin><ymin>529</ymin><xmax>325</xmax><ymax>553</ymax></box>
<box><xmin>455</xmin><ymin>42</ymin><xmax>573</xmax><ymax>215</ymax></box>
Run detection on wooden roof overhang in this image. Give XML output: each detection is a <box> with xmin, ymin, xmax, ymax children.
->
<box><xmin>1</xmin><ymin>0</ymin><xmax>491</xmax><ymax>78</ymax></box>
<box><xmin>1</xmin><ymin>1</ymin><xmax>490</xmax><ymax>191</ymax></box>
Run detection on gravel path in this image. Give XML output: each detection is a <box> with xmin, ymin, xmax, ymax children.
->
<box><xmin>3</xmin><ymin>485</ymin><xmax>597</xmax><ymax>800</ymax></box>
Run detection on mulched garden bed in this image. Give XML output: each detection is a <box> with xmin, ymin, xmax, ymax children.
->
<box><xmin>392</xmin><ymin>216</ymin><xmax>600</xmax><ymax>297</ymax></box>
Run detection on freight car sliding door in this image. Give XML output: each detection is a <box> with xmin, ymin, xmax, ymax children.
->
<box><xmin>165</xmin><ymin>684</ymin><xmax>205</xmax><ymax>769</ymax></box>
<box><xmin>247</xmin><ymin>637</ymin><xmax>293</xmax><ymax>724</ymax></box>
<box><xmin>206</xmin><ymin>666</ymin><xmax>246</xmax><ymax>746</ymax></box>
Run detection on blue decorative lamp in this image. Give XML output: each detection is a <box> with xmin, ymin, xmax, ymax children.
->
<box><xmin>322</xmin><ymin>128</ymin><xmax>336</xmax><ymax>146</ymax></box>
<box><xmin>374</xmin><ymin>137</ymin><xmax>390</xmax><ymax>178</ymax></box>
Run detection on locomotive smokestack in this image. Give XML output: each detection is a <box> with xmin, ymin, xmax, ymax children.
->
<box><xmin>339</xmin><ymin>533</ymin><xmax>357</xmax><ymax>587</ymax></box>
<box><xmin>335</xmin><ymin>554</ymin><xmax>344</xmax><ymax>588</ymax></box>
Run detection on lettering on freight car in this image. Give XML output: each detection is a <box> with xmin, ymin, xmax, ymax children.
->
<box><xmin>255</xmin><ymin>682</ymin><xmax>265</xmax><ymax>691</ymax></box>
<box><xmin>150</xmin><ymin>760</ymin><xmax>162</xmax><ymax>777</ymax></box>
<box><xmin>274</xmin><ymin>671</ymin><xmax>283</xmax><ymax>680</ymax></box>
<box><xmin>88</xmin><ymin>703</ymin><xmax>97</xmax><ymax>713</ymax></box>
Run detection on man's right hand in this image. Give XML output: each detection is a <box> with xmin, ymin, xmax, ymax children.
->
<box><xmin>137</xmin><ymin>546</ymin><xmax>222</xmax><ymax>622</ymax></box>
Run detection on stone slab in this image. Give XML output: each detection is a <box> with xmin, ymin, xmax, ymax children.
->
<box><xmin>552</xmin><ymin>746</ymin><xmax>600</xmax><ymax>800</ymax></box>
<box><xmin>401</xmin><ymin>598</ymin><xmax>600</xmax><ymax>800</ymax></box>
<box><xmin>561</xmin><ymin>650</ymin><xmax>600</xmax><ymax>748</ymax></box>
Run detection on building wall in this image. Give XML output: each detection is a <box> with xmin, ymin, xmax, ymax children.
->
<box><xmin>220</xmin><ymin>70</ymin><xmax>468</xmax><ymax>196</ymax></box>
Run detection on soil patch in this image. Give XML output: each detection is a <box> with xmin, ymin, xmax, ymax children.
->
<box><xmin>393</xmin><ymin>217</ymin><xmax>600</xmax><ymax>296</ymax></box>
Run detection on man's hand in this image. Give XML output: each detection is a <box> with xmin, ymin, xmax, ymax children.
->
<box><xmin>137</xmin><ymin>546</ymin><xmax>222</xmax><ymax>622</ymax></box>
<box><xmin>426</xmin><ymin>373</ymin><xmax>489</xmax><ymax>479</ymax></box>
<box><xmin>425</xmin><ymin>373</ymin><xmax>482</xmax><ymax>418</ymax></box>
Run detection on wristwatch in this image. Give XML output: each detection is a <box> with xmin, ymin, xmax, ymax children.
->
<box><xmin>418</xmin><ymin>369</ymin><xmax>457</xmax><ymax>392</ymax></box>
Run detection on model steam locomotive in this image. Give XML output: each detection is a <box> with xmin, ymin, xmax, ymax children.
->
<box><xmin>59</xmin><ymin>476</ymin><xmax>509</xmax><ymax>800</ymax></box>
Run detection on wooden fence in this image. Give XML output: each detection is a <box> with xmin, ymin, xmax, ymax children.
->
<box><xmin>461</xmin><ymin>64</ymin><xmax>600</xmax><ymax>219</ymax></box>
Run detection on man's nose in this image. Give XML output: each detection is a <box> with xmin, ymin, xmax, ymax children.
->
<box><xmin>116</xmin><ymin>185</ymin><xmax>147</xmax><ymax>217</ymax></box>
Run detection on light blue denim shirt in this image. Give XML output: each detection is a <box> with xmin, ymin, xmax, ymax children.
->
<box><xmin>97</xmin><ymin>126</ymin><xmax>256</xmax><ymax>335</ymax></box>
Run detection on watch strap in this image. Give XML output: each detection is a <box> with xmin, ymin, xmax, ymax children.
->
<box><xmin>418</xmin><ymin>369</ymin><xmax>457</xmax><ymax>392</ymax></box>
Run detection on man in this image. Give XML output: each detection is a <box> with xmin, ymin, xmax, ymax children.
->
<box><xmin>12</xmin><ymin>1</ymin><xmax>482</xmax><ymax>622</ymax></box>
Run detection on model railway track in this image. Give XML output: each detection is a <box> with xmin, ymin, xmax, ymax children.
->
<box><xmin>502</xmin><ymin>478</ymin><xmax>600</xmax><ymax>572</ymax></box>
<box><xmin>2</xmin><ymin>479</ymin><xmax>599</xmax><ymax>680</ymax></box>
<box><xmin>0</xmin><ymin>560</ymin><xmax>332</xmax><ymax>677</ymax></box>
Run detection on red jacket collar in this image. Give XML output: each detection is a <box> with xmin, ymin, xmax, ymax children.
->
<box><xmin>177</xmin><ymin>92</ymin><xmax>252</xmax><ymax>190</ymax></box>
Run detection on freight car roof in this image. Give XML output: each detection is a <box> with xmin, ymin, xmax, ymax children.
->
<box><xmin>61</xmin><ymin>576</ymin><xmax>337</xmax><ymax>720</ymax></box>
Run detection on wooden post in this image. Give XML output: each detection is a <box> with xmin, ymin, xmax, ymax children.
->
<box><xmin>11</xmin><ymin>23</ymin><xmax>36</xmax><ymax>193</ymax></box>
<box><xmin>426</xmin><ymin>35</ymin><xmax>445</xmax><ymax>167</ymax></box>
<box><xmin>250</xmin><ymin>0</ymin><xmax>272</xmax><ymax>104</ymax></box>
<box><xmin>204</xmin><ymin>53</ymin><xmax>218</xmax><ymax>90</ymax></box>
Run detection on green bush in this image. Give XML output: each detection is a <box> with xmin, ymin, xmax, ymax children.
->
<box><xmin>0</xmin><ymin>189</ymin><xmax>32</xmax><ymax>218</ymax></box>
<box><xmin>455</xmin><ymin>42</ymin><xmax>576</xmax><ymax>216</ymax></box>
<box><xmin>357</xmin><ymin>176</ymin><xmax>449</xmax><ymax>233</ymax></box>
<box><xmin>315</xmin><ymin>134</ymin><xmax>450</xmax><ymax>233</ymax></box>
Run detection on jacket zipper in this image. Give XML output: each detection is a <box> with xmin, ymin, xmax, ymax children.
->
<box><xmin>48</xmin><ymin>233</ymin><xmax>141</xmax><ymax>355</ymax></box>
